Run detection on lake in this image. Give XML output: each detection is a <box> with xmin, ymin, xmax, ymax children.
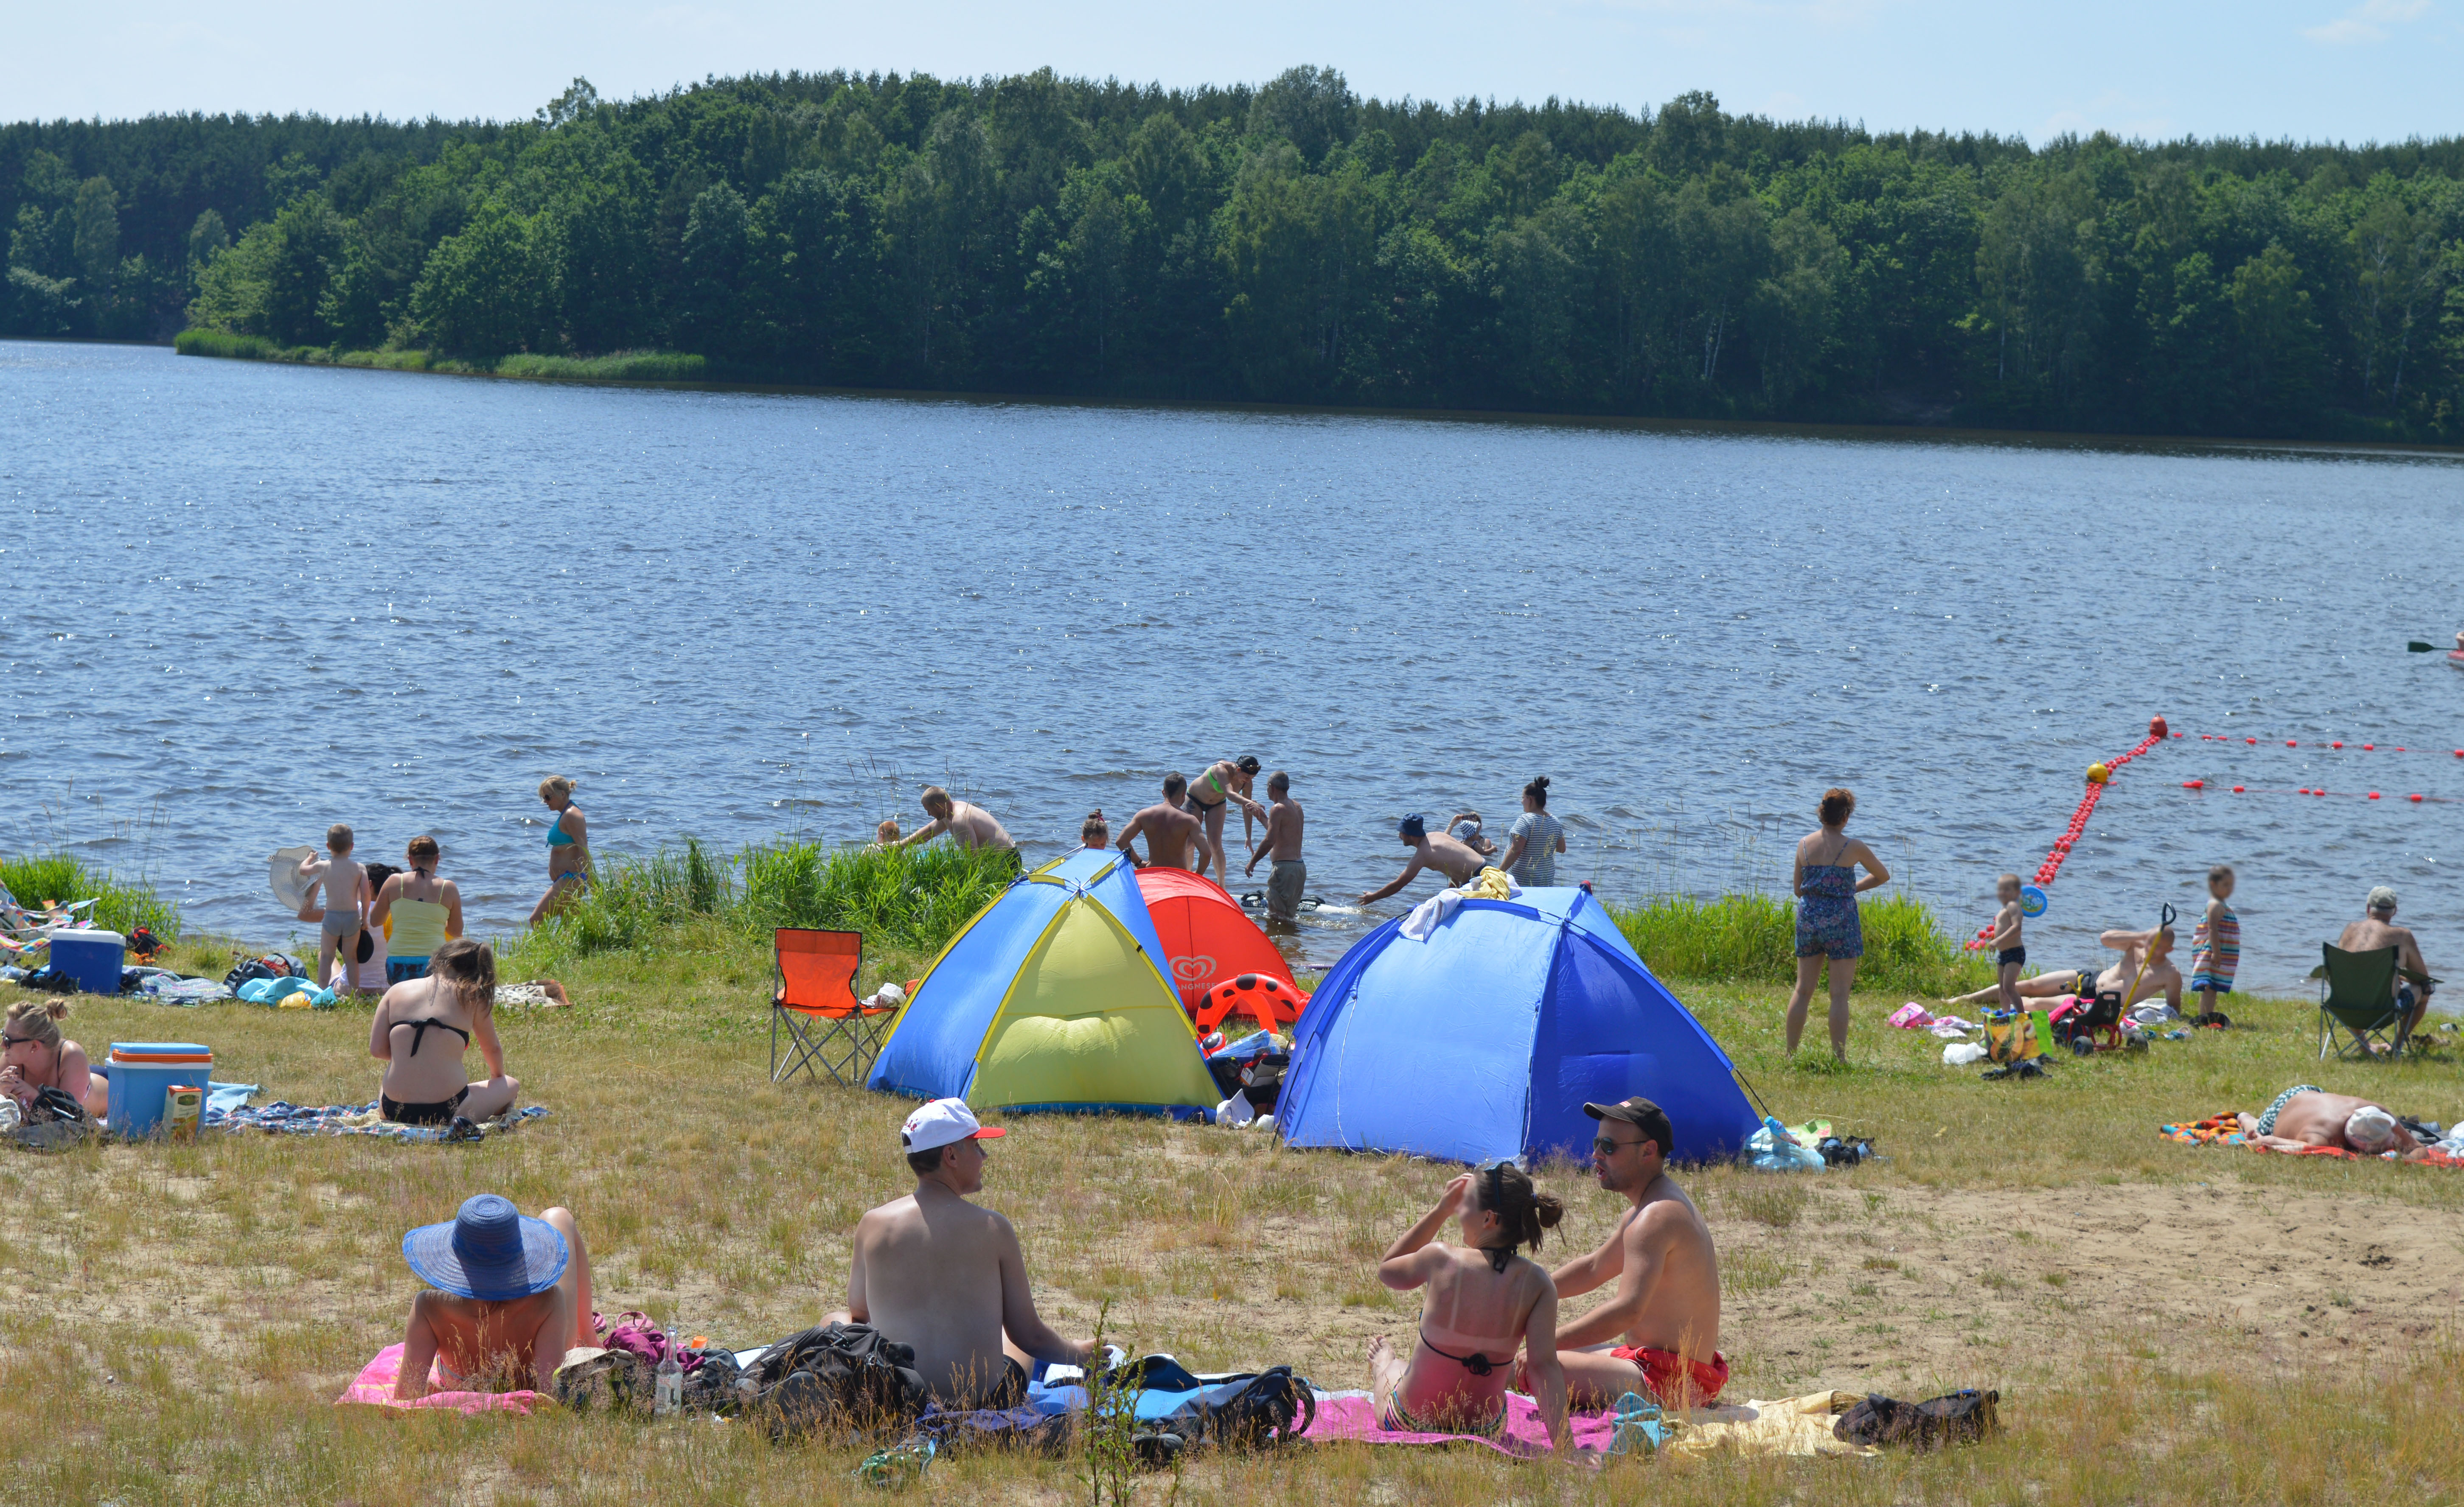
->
<box><xmin>4</xmin><ymin>339</ymin><xmax>2459</xmax><ymax>995</ymax></box>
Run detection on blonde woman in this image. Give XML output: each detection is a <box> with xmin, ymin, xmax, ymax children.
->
<box><xmin>0</xmin><ymin>999</ymin><xmax>104</xmax><ymax>1120</ymax></box>
<box><xmin>370</xmin><ymin>938</ymin><xmax>520</xmax><ymax>1125</ymax></box>
<box><xmin>530</xmin><ymin>775</ymin><xmax>592</xmax><ymax>926</ymax></box>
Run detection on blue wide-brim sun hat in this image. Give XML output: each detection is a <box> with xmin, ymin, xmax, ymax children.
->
<box><xmin>402</xmin><ymin>1194</ymin><xmax>569</xmax><ymax>1300</ymax></box>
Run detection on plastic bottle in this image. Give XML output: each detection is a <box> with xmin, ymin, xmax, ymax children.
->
<box><xmin>654</xmin><ymin>1328</ymin><xmax>684</xmax><ymax>1418</ymax></box>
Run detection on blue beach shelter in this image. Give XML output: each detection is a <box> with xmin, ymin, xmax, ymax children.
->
<box><xmin>864</xmin><ymin>847</ymin><xmax>1218</xmax><ymax>1117</ymax></box>
<box><xmin>1276</xmin><ymin>887</ymin><xmax>1760</xmax><ymax>1163</ymax></box>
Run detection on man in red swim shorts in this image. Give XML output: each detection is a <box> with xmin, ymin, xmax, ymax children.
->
<box><xmin>1521</xmin><ymin>1097</ymin><xmax>1728</xmax><ymax>1410</ymax></box>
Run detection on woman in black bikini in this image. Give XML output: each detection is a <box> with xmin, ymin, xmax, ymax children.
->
<box><xmin>370</xmin><ymin>938</ymin><xmax>520</xmax><ymax>1126</ymax></box>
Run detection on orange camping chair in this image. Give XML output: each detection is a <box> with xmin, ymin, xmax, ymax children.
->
<box><xmin>770</xmin><ymin>929</ymin><xmax>889</xmax><ymax>1086</ymax></box>
<box><xmin>1194</xmin><ymin>974</ymin><xmax>1308</xmax><ymax>1036</ymax></box>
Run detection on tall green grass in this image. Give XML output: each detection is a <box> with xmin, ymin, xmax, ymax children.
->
<box><xmin>172</xmin><ymin>328</ymin><xmax>281</xmax><ymax>360</ymax></box>
<box><xmin>504</xmin><ymin>839</ymin><xmax>1015</xmax><ymax>971</ymax></box>
<box><xmin>1611</xmin><ymin>891</ymin><xmax>1991</xmax><ymax>997</ymax></box>
<box><xmin>177</xmin><ymin>332</ymin><xmax>707</xmax><ymax>384</ymax></box>
<box><xmin>492</xmin><ymin>351</ymin><xmax>707</xmax><ymax>381</ymax></box>
<box><xmin>0</xmin><ymin>853</ymin><xmax>182</xmax><ymax>942</ymax></box>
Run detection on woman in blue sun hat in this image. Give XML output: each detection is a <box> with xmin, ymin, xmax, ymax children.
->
<box><xmin>393</xmin><ymin>1194</ymin><xmax>596</xmax><ymax>1398</ymax></box>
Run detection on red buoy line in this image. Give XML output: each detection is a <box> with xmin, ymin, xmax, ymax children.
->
<box><xmin>1967</xmin><ymin>714</ymin><xmax>2167</xmax><ymax>950</ymax></box>
<box><xmin>2178</xmin><ymin>784</ymin><xmax>2446</xmax><ymax>802</ymax></box>
<box><xmin>2182</xmin><ymin>732</ymin><xmax>2462</xmax><ymax>758</ymax></box>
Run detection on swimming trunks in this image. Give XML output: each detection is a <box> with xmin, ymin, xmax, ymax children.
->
<box><xmin>381</xmin><ymin>1087</ymin><xmax>469</xmax><ymax>1125</ymax></box>
<box><xmin>322</xmin><ymin>910</ymin><xmax>362</xmax><ymax>939</ymax></box>
<box><xmin>1794</xmin><ymin>852</ymin><xmax>1863</xmax><ymax>959</ymax></box>
<box><xmin>2190</xmin><ymin>905</ymin><xmax>2239</xmax><ymax>993</ymax></box>
<box><xmin>1608</xmin><ymin>1346</ymin><xmax>1730</xmax><ymax>1405</ymax></box>
<box><xmin>387</xmin><ymin>959</ymin><xmax>431</xmax><ymax>985</ymax></box>
<box><xmin>1266</xmin><ymin>859</ymin><xmax>1307</xmax><ymax>921</ymax></box>
<box><xmin>2256</xmin><ymin>1085</ymin><xmax>2321</xmax><ymax>1137</ymax></box>
<box><xmin>1997</xmin><ymin>946</ymin><xmax>2026</xmax><ymax>967</ymax></box>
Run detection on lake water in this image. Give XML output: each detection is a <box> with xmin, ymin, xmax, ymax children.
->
<box><xmin>5</xmin><ymin>339</ymin><xmax>2461</xmax><ymax>995</ymax></box>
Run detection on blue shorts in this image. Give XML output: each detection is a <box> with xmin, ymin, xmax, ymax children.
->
<box><xmin>387</xmin><ymin>958</ymin><xmax>430</xmax><ymax>985</ymax></box>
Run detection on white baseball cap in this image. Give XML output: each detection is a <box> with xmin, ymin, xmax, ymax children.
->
<box><xmin>900</xmin><ymin>1098</ymin><xmax>1007</xmax><ymax>1153</ymax></box>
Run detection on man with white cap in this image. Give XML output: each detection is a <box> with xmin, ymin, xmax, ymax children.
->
<box><xmin>2337</xmin><ymin>886</ymin><xmax>2438</xmax><ymax>1042</ymax></box>
<box><xmin>2240</xmin><ymin>1087</ymin><xmax>2423</xmax><ymax>1157</ymax></box>
<box><xmin>393</xmin><ymin>1194</ymin><xmax>595</xmax><ymax>1398</ymax></box>
<box><xmin>833</xmin><ymin>1098</ymin><xmax>1091</xmax><ymax>1405</ymax></box>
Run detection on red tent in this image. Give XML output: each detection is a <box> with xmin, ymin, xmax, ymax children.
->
<box><xmin>1134</xmin><ymin>867</ymin><xmax>1300</xmax><ymax>1011</ymax></box>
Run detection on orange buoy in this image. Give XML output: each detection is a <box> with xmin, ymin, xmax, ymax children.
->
<box><xmin>2183</xmin><ymin>780</ymin><xmax>2204</xmax><ymax>789</ymax></box>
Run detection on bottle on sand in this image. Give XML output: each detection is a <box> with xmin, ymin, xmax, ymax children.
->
<box><xmin>654</xmin><ymin>1328</ymin><xmax>684</xmax><ymax>1417</ymax></box>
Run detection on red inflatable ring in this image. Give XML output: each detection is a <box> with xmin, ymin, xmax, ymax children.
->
<box><xmin>1195</xmin><ymin>974</ymin><xmax>1311</xmax><ymax>1035</ymax></box>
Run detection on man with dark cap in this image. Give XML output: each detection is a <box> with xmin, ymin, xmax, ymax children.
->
<box><xmin>1358</xmin><ymin>813</ymin><xmax>1488</xmax><ymax>906</ymax></box>
<box><xmin>2336</xmin><ymin>886</ymin><xmax>2438</xmax><ymax>1043</ymax></box>
<box><xmin>1520</xmin><ymin>1096</ymin><xmax>1727</xmax><ymax>1409</ymax></box>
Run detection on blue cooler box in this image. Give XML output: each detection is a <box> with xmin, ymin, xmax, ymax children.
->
<box><xmin>107</xmin><ymin>1042</ymin><xmax>213</xmax><ymax>1136</ymax></box>
<box><xmin>49</xmin><ymin>930</ymin><xmax>126</xmax><ymax>993</ymax></box>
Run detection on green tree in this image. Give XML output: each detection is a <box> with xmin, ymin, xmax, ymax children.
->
<box><xmin>261</xmin><ymin>195</ymin><xmax>345</xmax><ymax>345</ymax></box>
<box><xmin>2228</xmin><ymin>241</ymin><xmax>2323</xmax><ymax>429</ymax></box>
<box><xmin>410</xmin><ymin>203</ymin><xmax>551</xmax><ymax>356</ymax></box>
<box><xmin>1248</xmin><ymin>66</ymin><xmax>1357</xmax><ymax>166</ymax></box>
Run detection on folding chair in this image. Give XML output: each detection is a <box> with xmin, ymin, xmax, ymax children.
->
<box><xmin>770</xmin><ymin>928</ymin><xmax>891</xmax><ymax>1086</ymax></box>
<box><xmin>2313</xmin><ymin>944</ymin><xmax>2408</xmax><ymax>1061</ymax></box>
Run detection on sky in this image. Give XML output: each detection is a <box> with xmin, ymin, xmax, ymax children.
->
<box><xmin>6</xmin><ymin>0</ymin><xmax>2461</xmax><ymax>145</ymax></box>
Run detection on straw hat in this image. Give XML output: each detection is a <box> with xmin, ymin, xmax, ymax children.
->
<box><xmin>402</xmin><ymin>1195</ymin><xmax>569</xmax><ymax>1300</ymax></box>
<box><xmin>269</xmin><ymin>847</ymin><xmax>317</xmax><ymax>911</ymax></box>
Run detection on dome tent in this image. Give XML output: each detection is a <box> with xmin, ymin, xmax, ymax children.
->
<box><xmin>1275</xmin><ymin>887</ymin><xmax>1760</xmax><ymax>1164</ymax></box>
<box><xmin>865</xmin><ymin>846</ymin><xmax>1218</xmax><ymax>1117</ymax></box>
<box><xmin>1134</xmin><ymin>866</ymin><xmax>1301</xmax><ymax>1011</ymax></box>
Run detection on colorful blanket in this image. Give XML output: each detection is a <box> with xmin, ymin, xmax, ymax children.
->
<box><xmin>336</xmin><ymin>1343</ymin><xmax>545</xmax><ymax>1415</ymax></box>
<box><xmin>2159</xmin><ymin>1113</ymin><xmax>2248</xmax><ymax>1147</ymax></box>
<box><xmin>208</xmin><ymin>1101</ymin><xmax>549</xmax><ymax>1143</ymax></box>
<box><xmin>1300</xmin><ymin>1392</ymin><xmax>1620</xmax><ymax>1458</ymax></box>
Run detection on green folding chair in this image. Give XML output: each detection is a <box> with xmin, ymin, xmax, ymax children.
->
<box><xmin>2312</xmin><ymin>944</ymin><xmax>2408</xmax><ymax>1061</ymax></box>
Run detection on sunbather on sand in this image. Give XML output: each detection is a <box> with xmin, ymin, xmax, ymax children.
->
<box><xmin>833</xmin><ymin>1099</ymin><xmax>1090</xmax><ymax>1406</ymax></box>
<box><xmin>889</xmin><ymin>787</ymin><xmax>1015</xmax><ymax>854</ymax></box>
<box><xmin>1118</xmin><ymin>775</ymin><xmax>1204</xmax><ymax>871</ymax></box>
<box><xmin>370</xmin><ymin>938</ymin><xmax>520</xmax><ymax>1127</ymax></box>
<box><xmin>1359</xmin><ymin>815</ymin><xmax>1487</xmax><ymax>905</ymax></box>
<box><xmin>1525</xmin><ymin>1097</ymin><xmax>1727</xmax><ymax>1410</ymax></box>
<box><xmin>1945</xmin><ymin>926</ymin><xmax>2181</xmax><ymax>1012</ymax></box>
<box><xmin>1</xmin><ymin>1000</ymin><xmax>105</xmax><ymax>1120</ymax></box>
<box><xmin>1368</xmin><ymin>1162</ymin><xmax>1569</xmax><ymax>1448</ymax></box>
<box><xmin>393</xmin><ymin>1194</ymin><xmax>595</xmax><ymax>1398</ymax></box>
<box><xmin>2239</xmin><ymin>1087</ymin><xmax>2422</xmax><ymax>1156</ymax></box>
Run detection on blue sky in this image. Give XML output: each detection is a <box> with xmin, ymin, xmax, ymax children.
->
<box><xmin>9</xmin><ymin>0</ymin><xmax>2460</xmax><ymax>144</ymax></box>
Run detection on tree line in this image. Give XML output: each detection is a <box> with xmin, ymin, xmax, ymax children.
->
<box><xmin>6</xmin><ymin>67</ymin><xmax>2463</xmax><ymax>442</ymax></box>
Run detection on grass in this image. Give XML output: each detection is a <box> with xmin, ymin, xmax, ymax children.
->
<box><xmin>7</xmin><ymin>876</ymin><xmax>2464</xmax><ymax>1502</ymax></box>
<box><xmin>1611</xmin><ymin>892</ymin><xmax>1995</xmax><ymax>997</ymax></box>
<box><xmin>175</xmin><ymin>330</ymin><xmax>708</xmax><ymax>384</ymax></box>
<box><xmin>0</xmin><ymin>851</ymin><xmax>182</xmax><ymax>942</ymax></box>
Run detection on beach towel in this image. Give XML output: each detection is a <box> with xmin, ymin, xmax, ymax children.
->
<box><xmin>208</xmin><ymin>1101</ymin><xmax>549</xmax><ymax>1143</ymax></box>
<box><xmin>1300</xmin><ymin>1391</ymin><xmax>1620</xmax><ymax>1458</ymax></box>
<box><xmin>144</xmin><ymin>976</ymin><xmax>234</xmax><ymax>1005</ymax></box>
<box><xmin>1663</xmin><ymin>1392</ymin><xmax>1880</xmax><ymax>1459</ymax></box>
<box><xmin>337</xmin><ymin>1343</ymin><xmax>545</xmax><ymax>1415</ymax></box>
<box><xmin>2158</xmin><ymin>1113</ymin><xmax>2247</xmax><ymax>1147</ymax></box>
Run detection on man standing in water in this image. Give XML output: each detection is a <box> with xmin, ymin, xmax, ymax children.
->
<box><xmin>1524</xmin><ymin>1098</ymin><xmax>1727</xmax><ymax>1409</ymax></box>
<box><xmin>1117</xmin><ymin>773</ymin><xmax>1204</xmax><ymax>871</ymax></box>
<box><xmin>1244</xmin><ymin>771</ymin><xmax>1306</xmax><ymax>922</ymax></box>
<box><xmin>890</xmin><ymin>787</ymin><xmax>1014</xmax><ymax>855</ymax></box>
<box><xmin>1359</xmin><ymin>814</ymin><xmax>1487</xmax><ymax>905</ymax></box>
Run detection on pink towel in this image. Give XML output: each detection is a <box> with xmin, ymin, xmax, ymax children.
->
<box><xmin>1301</xmin><ymin>1392</ymin><xmax>1619</xmax><ymax>1458</ymax></box>
<box><xmin>335</xmin><ymin>1343</ymin><xmax>546</xmax><ymax>1416</ymax></box>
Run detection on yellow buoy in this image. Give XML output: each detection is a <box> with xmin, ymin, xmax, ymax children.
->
<box><xmin>2085</xmin><ymin>762</ymin><xmax>2110</xmax><ymax>785</ymax></box>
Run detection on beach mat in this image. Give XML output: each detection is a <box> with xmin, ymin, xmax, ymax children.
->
<box><xmin>1300</xmin><ymin>1392</ymin><xmax>1619</xmax><ymax>1457</ymax></box>
<box><xmin>336</xmin><ymin>1343</ymin><xmax>544</xmax><ymax>1415</ymax></box>
<box><xmin>210</xmin><ymin>1102</ymin><xmax>549</xmax><ymax>1143</ymax></box>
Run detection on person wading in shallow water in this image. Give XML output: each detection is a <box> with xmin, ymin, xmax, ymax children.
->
<box><xmin>1360</xmin><ymin>815</ymin><xmax>1487</xmax><ymax>906</ymax></box>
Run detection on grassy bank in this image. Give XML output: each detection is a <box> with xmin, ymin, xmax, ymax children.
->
<box><xmin>173</xmin><ymin>329</ymin><xmax>706</xmax><ymax>383</ymax></box>
<box><xmin>0</xmin><ymin>852</ymin><xmax>182</xmax><ymax>943</ymax></box>
<box><xmin>1612</xmin><ymin>891</ymin><xmax>1994</xmax><ymax>998</ymax></box>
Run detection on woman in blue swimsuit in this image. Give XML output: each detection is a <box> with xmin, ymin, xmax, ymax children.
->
<box><xmin>1786</xmin><ymin>787</ymin><xmax>1890</xmax><ymax>1062</ymax></box>
<box><xmin>528</xmin><ymin>774</ymin><xmax>593</xmax><ymax>927</ymax></box>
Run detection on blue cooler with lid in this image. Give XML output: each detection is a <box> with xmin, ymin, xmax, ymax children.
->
<box><xmin>106</xmin><ymin>1042</ymin><xmax>212</xmax><ymax>1136</ymax></box>
<box><xmin>49</xmin><ymin>930</ymin><xmax>126</xmax><ymax>994</ymax></box>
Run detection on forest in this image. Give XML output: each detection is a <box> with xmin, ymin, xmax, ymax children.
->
<box><xmin>6</xmin><ymin>67</ymin><xmax>2462</xmax><ymax>442</ymax></box>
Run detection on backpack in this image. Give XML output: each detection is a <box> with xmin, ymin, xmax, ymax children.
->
<box><xmin>29</xmin><ymin>1086</ymin><xmax>88</xmax><ymax>1125</ymax></box>
<box><xmin>224</xmin><ymin>958</ymin><xmax>278</xmax><ymax>992</ymax></box>
<box><xmin>1834</xmin><ymin>1389</ymin><xmax>1998</xmax><ymax>1449</ymax></box>
<box><xmin>747</xmin><ymin>1322</ymin><xmax>929</xmax><ymax>1438</ymax></box>
<box><xmin>1164</xmin><ymin>1366</ymin><xmax>1315</xmax><ymax>1451</ymax></box>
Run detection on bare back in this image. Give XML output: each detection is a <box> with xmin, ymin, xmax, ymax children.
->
<box><xmin>2337</xmin><ymin>917</ymin><xmax>2428</xmax><ymax>991</ymax></box>
<box><xmin>1591</xmin><ymin>1179</ymin><xmax>1720</xmax><ymax>1352</ymax></box>
<box><xmin>1426</xmin><ymin>832</ymin><xmax>1487</xmax><ymax>885</ymax></box>
<box><xmin>1263</xmin><ymin>798</ymin><xmax>1304</xmax><ymax>860</ymax></box>
<box><xmin>1123</xmin><ymin>801</ymin><xmax>1201</xmax><ymax>870</ymax></box>
<box><xmin>848</xmin><ymin>1191</ymin><xmax>1018</xmax><ymax>1401</ymax></box>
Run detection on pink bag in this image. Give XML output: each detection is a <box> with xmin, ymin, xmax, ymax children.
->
<box><xmin>1887</xmin><ymin>1002</ymin><xmax>1935</xmax><ymax>1030</ymax></box>
<box><xmin>603</xmin><ymin>1312</ymin><xmax>705</xmax><ymax>1372</ymax></box>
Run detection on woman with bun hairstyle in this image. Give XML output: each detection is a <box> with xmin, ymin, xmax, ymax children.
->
<box><xmin>1367</xmin><ymin>1161</ymin><xmax>1570</xmax><ymax>1450</ymax></box>
<box><xmin>1</xmin><ymin>999</ymin><xmax>105</xmax><ymax>1120</ymax></box>
<box><xmin>371</xmin><ymin>835</ymin><xmax>463</xmax><ymax>985</ymax></box>
<box><xmin>529</xmin><ymin>775</ymin><xmax>592</xmax><ymax>926</ymax></box>
<box><xmin>1496</xmin><ymin>777</ymin><xmax>1567</xmax><ymax>888</ymax></box>
<box><xmin>1786</xmin><ymin>787</ymin><xmax>1890</xmax><ymax>1062</ymax></box>
<box><xmin>370</xmin><ymin>937</ymin><xmax>521</xmax><ymax>1126</ymax></box>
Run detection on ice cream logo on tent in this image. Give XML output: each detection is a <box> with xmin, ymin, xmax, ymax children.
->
<box><xmin>865</xmin><ymin>846</ymin><xmax>1219</xmax><ymax>1116</ymax></box>
<box><xmin>1132</xmin><ymin>866</ymin><xmax>1305</xmax><ymax>1012</ymax></box>
<box><xmin>1170</xmin><ymin>953</ymin><xmax>1218</xmax><ymax>984</ymax></box>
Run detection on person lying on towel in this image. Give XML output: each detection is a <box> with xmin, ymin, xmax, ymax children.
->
<box><xmin>1523</xmin><ymin>1097</ymin><xmax>1729</xmax><ymax>1410</ymax></box>
<box><xmin>394</xmin><ymin>1195</ymin><xmax>596</xmax><ymax>1398</ymax></box>
<box><xmin>2239</xmin><ymin>1087</ymin><xmax>2422</xmax><ymax>1157</ymax></box>
<box><xmin>831</xmin><ymin>1098</ymin><xmax>1091</xmax><ymax>1406</ymax></box>
<box><xmin>1367</xmin><ymin>1162</ymin><xmax>1569</xmax><ymax>1448</ymax></box>
<box><xmin>1944</xmin><ymin>925</ymin><xmax>2183</xmax><ymax>1014</ymax></box>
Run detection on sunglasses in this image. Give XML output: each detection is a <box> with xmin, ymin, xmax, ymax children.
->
<box><xmin>1593</xmin><ymin>1136</ymin><xmax>1645</xmax><ymax>1156</ymax></box>
<box><xmin>0</xmin><ymin>1035</ymin><xmax>35</xmax><ymax>1049</ymax></box>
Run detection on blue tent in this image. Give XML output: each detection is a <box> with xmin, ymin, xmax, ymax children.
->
<box><xmin>864</xmin><ymin>846</ymin><xmax>1219</xmax><ymax>1116</ymax></box>
<box><xmin>1276</xmin><ymin>886</ymin><xmax>1760</xmax><ymax>1163</ymax></box>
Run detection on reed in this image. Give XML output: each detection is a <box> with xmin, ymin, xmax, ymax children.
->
<box><xmin>1610</xmin><ymin>891</ymin><xmax>1992</xmax><ymax>996</ymax></box>
<box><xmin>493</xmin><ymin>351</ymin><xmax>708</xmax><ymax>381</ymax></box>
<box><xmin>171</xmin><ymin>328</ymin><xmax>279</xmax><ymax>360</ymax></box>
<box><xmin>177</xmin><ymin>334</ymin><xmax>707</xmax><ymax>385</ymax></box>
<box><xmin>0</xmin><ymin>851</ymin><xmax>182</xmax><ymax>942</ymax></box>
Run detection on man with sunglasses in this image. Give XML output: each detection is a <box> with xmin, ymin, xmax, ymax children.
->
<box><xmin>1521</xmin><ymin>1096</ymin><xmax>1727</xmax><ymax>1409</ymax></box>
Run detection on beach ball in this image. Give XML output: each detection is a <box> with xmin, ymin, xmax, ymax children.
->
<box><xmin>2019</xmin><ymin>884</ymin><xmax>2048</xmax><ymax>918</ymax></box>
<box><xmin>2086</xmin><ymin>763</ymin><xmax>2110</xmax><ymax>784</ymax></box>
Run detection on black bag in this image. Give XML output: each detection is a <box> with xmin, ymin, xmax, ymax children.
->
<box><xmin>749</xmin><ymin>1322</ymin><xmax>929</xmax><ymax>1439</ymax></box>
<box><xmin>682</xmin><ymin>1345</ymin><xmax>743</xmax><ymax>1411</ymax></box>
<box><xmin>1835</xmin><ymin>1388</ymin><xmax>1998</xmax><ymax>1449</ymax></box>
<box><xmin>1165</xmin><ymin>1366</ymin><xmax>1316</xmax><ymax>1451</ymax></box>
<box><xmin>224</xmin><ymin>959</ymin><xmax>277</xmax><ymax>992</ymax></box>
<box><xmin>29</xmin><ymin>1086</ymin><xmax>88</xmax><ymax>1125</ymax></box>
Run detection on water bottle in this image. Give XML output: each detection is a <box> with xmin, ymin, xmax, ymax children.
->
<box><xmin>654</xmin><ymin>1328</ymin><xmax>684</xmax><ymax>1418</ymax></box>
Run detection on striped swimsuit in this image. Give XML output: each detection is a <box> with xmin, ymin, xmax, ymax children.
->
<box><xmin>2190</xmin><ymin>904</ymin><xmax>2239</xmax><ymax>993</ymax></box>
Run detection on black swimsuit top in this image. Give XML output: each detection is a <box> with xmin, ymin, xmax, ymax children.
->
<box><xmin>393</xmin><ymin>1016</ymin><xmax>471</xmax><ymax>1057</ymax></box>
